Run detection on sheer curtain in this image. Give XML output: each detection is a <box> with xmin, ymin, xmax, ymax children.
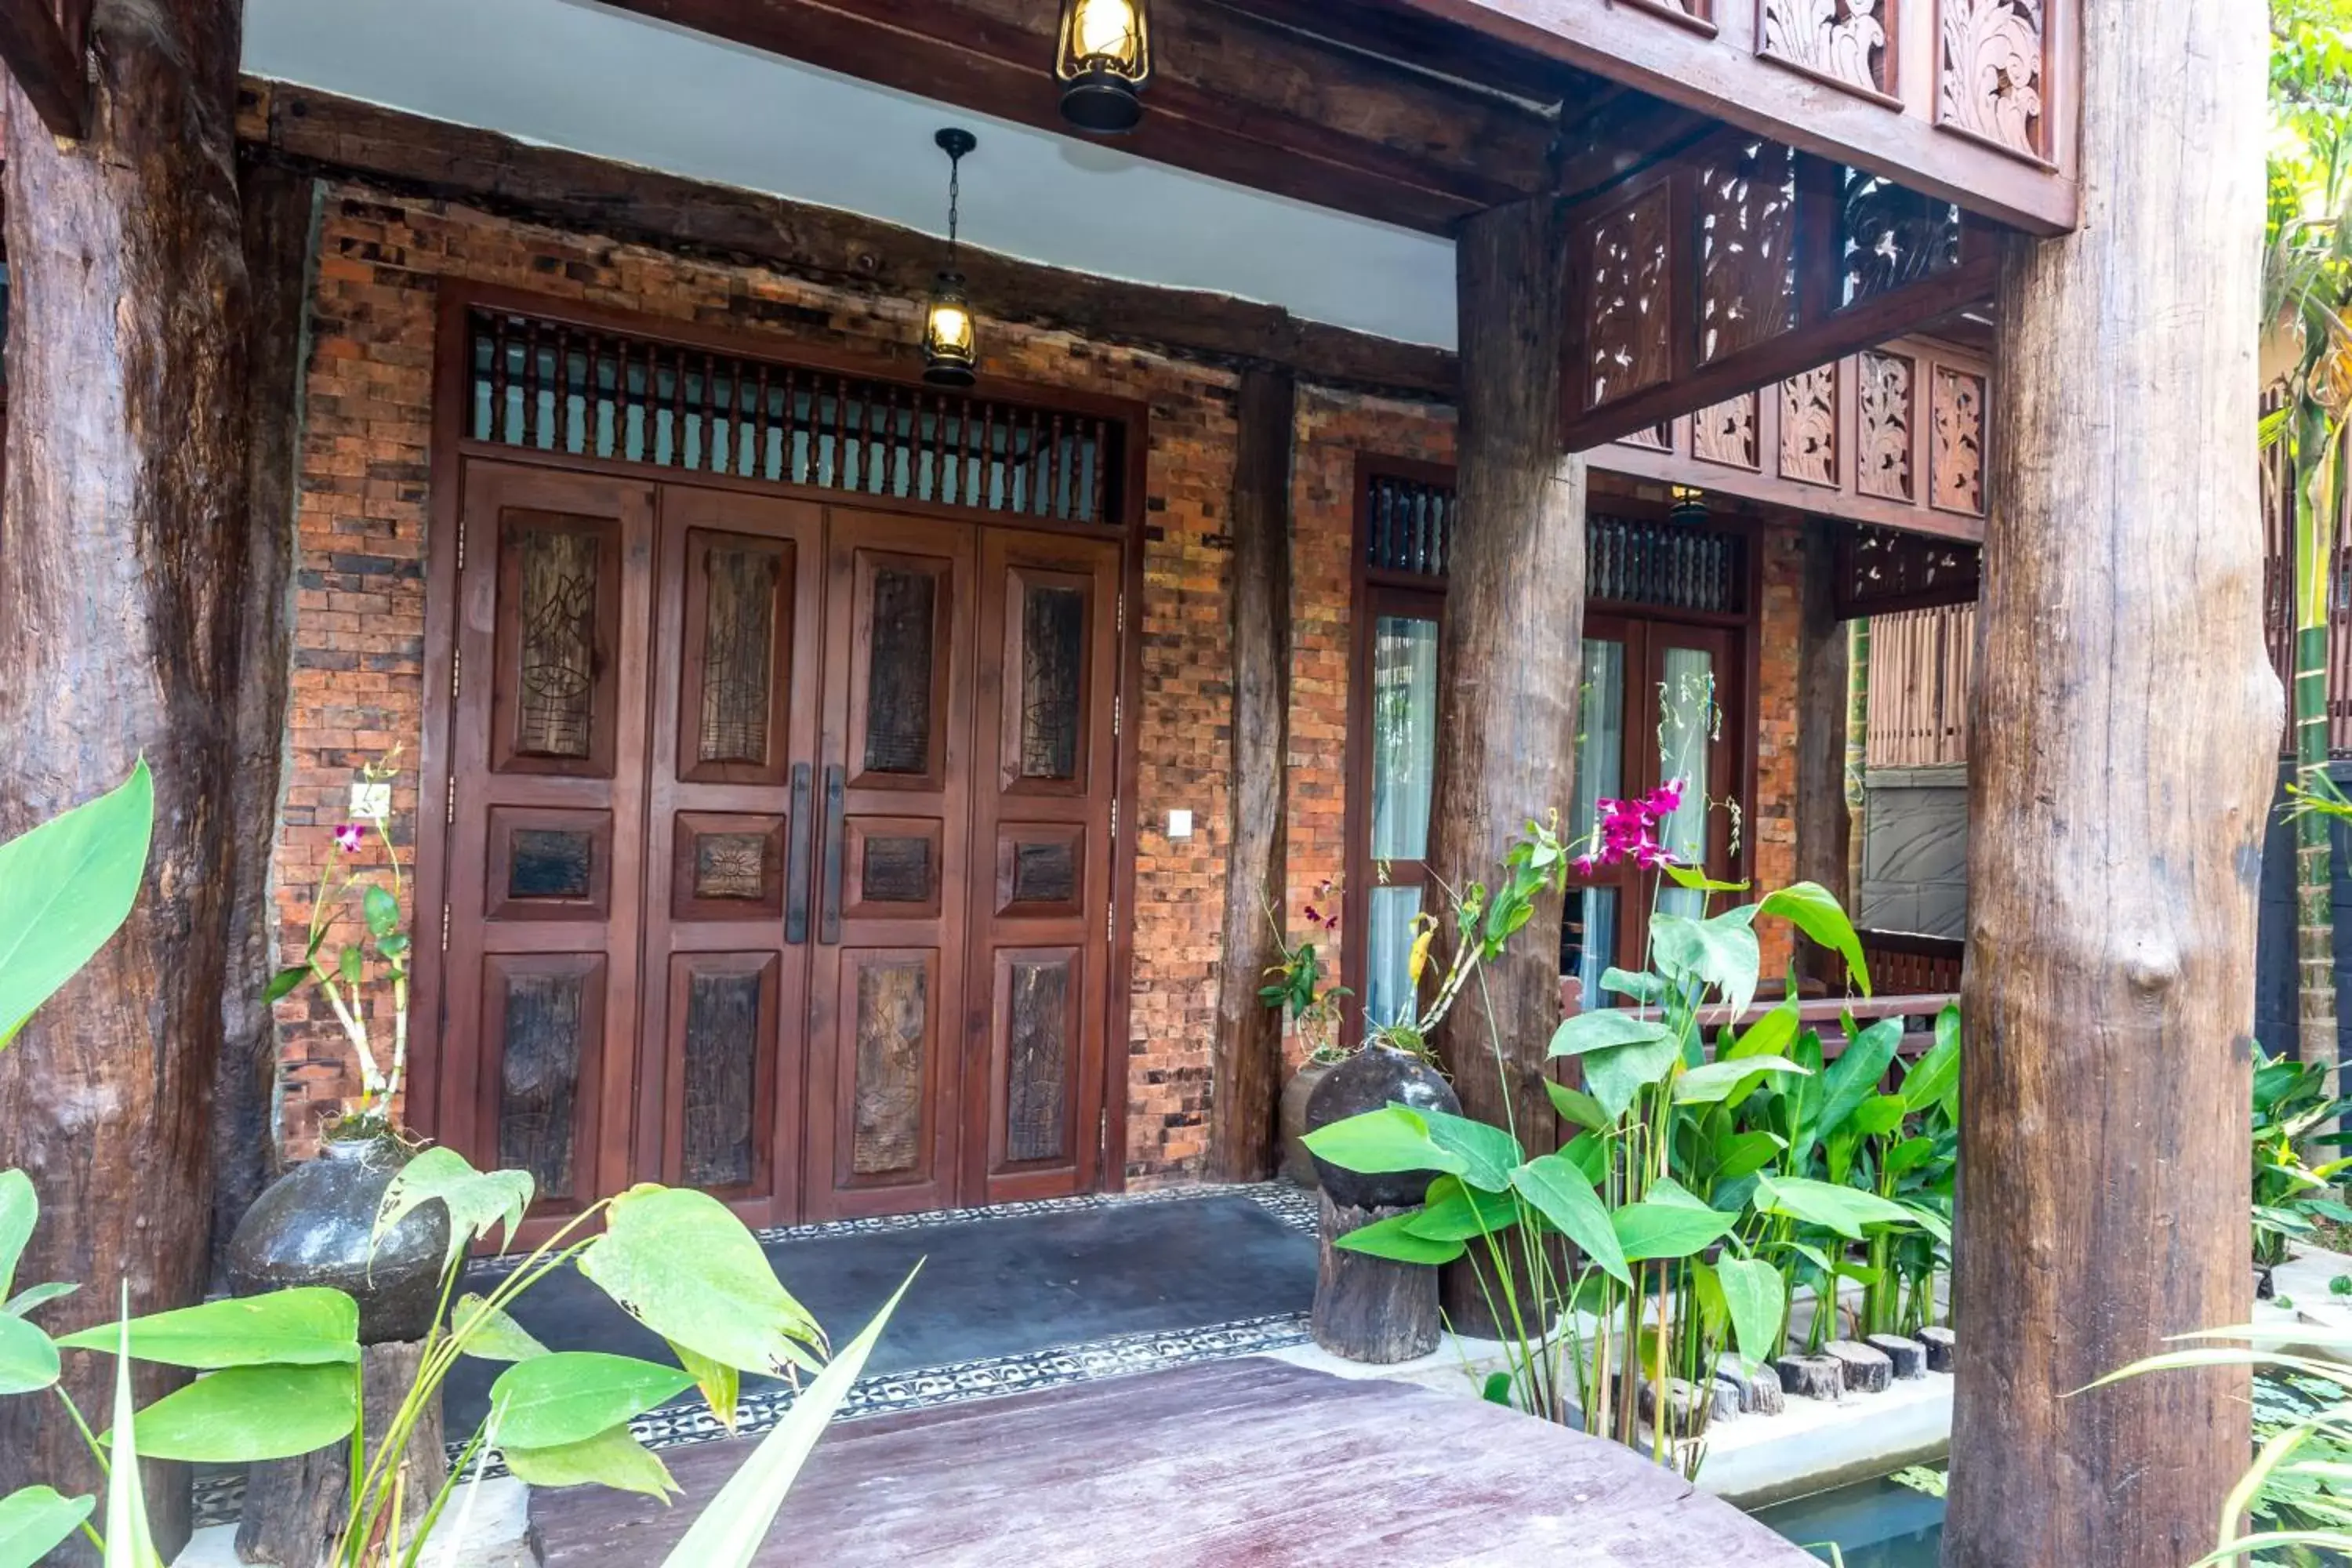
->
<box><xmin>1570</xmin><ymin>639</ymin><xmax>1626</xmax><ymax>1004</ymax></box>
<box><xmin>1656</xmin><ymin>648</ymin><xmax>1715</xmax><ymax>921</ymax></box>
<box><xmin>1365</xmin><ymin>615</ymin><xmax>1437</xmax><ymax>1029</ymax></box>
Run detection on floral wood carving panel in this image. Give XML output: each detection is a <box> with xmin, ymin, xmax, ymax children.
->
<box><xmin>1693</xmin><ymin>394</ymin><xmax>1760</xmax><ymax>470</ymax></box>
<box><xmin>1697</xmin><ymin>140</ymin><xmax>1798</xmax><ymax>366</ymax></box>
<box><xmin>1930</xmin><ymin>366</ymin><xmax>1987</xmax><ymax>515</ymax></box>
<box><xmin>1760</xmin><ymin>0</ymin><xmax>1890</xmax><ymax>96</ymax></box>
<box><xmin>1938</xmin><ymin>0</ymin><xmax>2045</xmax><ymax>159</ymax></box>
<box><xmin>1585</xmin><ymin>185</ymin><xmax>1675</xmax><ymax>411</ymax></box>
<box><xmin>1617</xmin><ymin>422</ymin><xmax>1676</xmax><ymax>453</ymax></box>
<box><xmin>1842</xmin><ymin>170</ymin><xmax>1962</xmax><ymax>307</ymax></box>
<box><xmin>1857</xmin><ymin>351</ymin><xmax>1915</xmax><ymax>502</ymax></box>
<box><xmin>1780</xmin><ymin>365</ymin><xmax>1839</xmax><ymax>487</ymax></box>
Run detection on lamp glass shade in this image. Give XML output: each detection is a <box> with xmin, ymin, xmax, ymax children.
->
<box><xmin>1056</xmin><ymin>0</ymin><xmax>1151</xmax><ymax>135</ymax></box>
<box><xmin>924</xmin><ymin>274</ymin><xmax>978</xmax><ymax>387</ymax></box>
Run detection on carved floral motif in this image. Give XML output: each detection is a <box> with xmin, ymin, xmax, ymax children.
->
<box><xmin>1697</xmin><ymin>142</ymin><xmax>1798</xmax><ymax>365</ymax></box>
<box><xmin>1585</xmin><ymin>186</ymin><xmax>1674</xmax><ymax>409</ymax></box>
<box><xmin>1857</xmin><ymin>351</ymin><xmax>1915</xmax><ymax>502</ymax></box>
<box><xmin>1931</xmin><ymin>367</ymin><xmax>1987</xmax><ymax>514</ymax></box>
<box><xmin>1693</xmin><ymin>394</ymin><xmax>1759</xmax><ymax>470</ymax></box>
<box><xmin>1780</xmin><ymin>365</ymin><xmax>1839</xmax><ymax>486</ymax></box>
<box><xmin>1842</xmin><ymin>170</ymin><xmax>1962</xmax><ymax>306</ymax></box>
<box><xmin>1939</xmin><ymin>0</ymin><xmax>2045</xmax><ymax>159</ymax></box>
<box><xmin>1761</xmin><ymin>0</ymin><xmax>1888</xmax><ymax>95</ymax></box>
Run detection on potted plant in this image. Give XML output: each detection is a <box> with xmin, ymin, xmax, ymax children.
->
<box><xmin>226</xmin><ymin>750</ymin><xmax>450</xmax><ymax>1343</ymax></box>
<box><xmin>1265</xmin><ymin>881</ymin><xmax>1353</xmax><ymax>1188</ymax></box>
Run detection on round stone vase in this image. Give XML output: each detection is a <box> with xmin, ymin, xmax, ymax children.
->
<box><xmin>1279</xmin><ymin>1060</ymin><xmax>1337</xmax><ymax>1189</ymax></box>
<box><xmin>1302</xmin><ymin>1044</ymin><xmax>1461</xmax><ymax>1210</ymax></box>
<box><xmin>226</xmin><ymin>1125</ymin><xmax>450</xmax><ymax>1345</ymax></box>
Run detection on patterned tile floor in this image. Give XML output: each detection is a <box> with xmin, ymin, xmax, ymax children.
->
<box><xmin>192</xmin><ymin>1181</ymin><xmax>1319</xmax><ymax>1526</ymax></box>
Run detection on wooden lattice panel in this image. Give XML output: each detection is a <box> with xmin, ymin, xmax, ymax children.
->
<box><xmin>1837</xmin><ymin>524</ymin><xmax>1982</xmax><ymax>617</ymax></box>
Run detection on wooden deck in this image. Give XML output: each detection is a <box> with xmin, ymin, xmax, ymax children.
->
<box><xmin>531</xmin><ymin>1358</ymin><xmax>1819</xmax><ymax>1566</ymax></box>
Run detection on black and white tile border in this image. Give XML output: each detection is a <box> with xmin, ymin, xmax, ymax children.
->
<box><xmin>191</xmin><ymin>1181</ymin><xmax>1320</xmax><ymax>1526</ymax></box>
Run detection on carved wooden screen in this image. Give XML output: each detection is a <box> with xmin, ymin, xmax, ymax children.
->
<box><xmin>1835</xmin><ymin>524</ymin><xmax>1982</xmax><ymax>618</ymax></box>
<box><xmin>1562</xmin><ymin>128</ymin><xmax>1998</xmax><ymax>453</ymax></box>
<box><xmin>466</xmin><ymin>308</ymin><xmax>1125</xmax><ymax>526</ymax></box>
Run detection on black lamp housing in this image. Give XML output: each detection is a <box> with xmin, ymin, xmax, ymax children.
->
<box><xmin>1055</xmin><ymin>0</ymin><xmax>1152</xmax><ymax>135</ymax></box>
<box><xmin>923</xmin><ymin>129</ymin><xmax>981</xmax><ymax>388</ymax></box>
<box><xmin>1669</xmin><ymin>485</ymin><xmax>1710</xmax><ymax>527</ymax></box>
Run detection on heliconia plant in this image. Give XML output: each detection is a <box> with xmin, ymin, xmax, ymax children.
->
<box><xmin>0</xmin><ymin>760</ymin><xmax>153</xmax><ymax>1052</ymax></box>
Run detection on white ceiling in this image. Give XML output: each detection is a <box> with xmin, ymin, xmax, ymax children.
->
<box><xmin>242</xmin><ymin>0</ymin><xmax>1463</xmax><ymax>349</ymax></box>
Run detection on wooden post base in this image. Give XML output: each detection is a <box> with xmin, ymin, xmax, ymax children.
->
<box><xmin>1312</xmin><ymin>1192</ymin><xmax>1442</xmax><ymax>1364</ymax></box>
<box><xmin>238</xmin><ymin>1338</ymin><xmax>446</xmax><ymax>1567</ymax></box>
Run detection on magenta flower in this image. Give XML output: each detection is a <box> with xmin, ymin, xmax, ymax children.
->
<box><xmin>333</xmin><ymin>823</ymin><xmax>365</xmax><ymax>854</ymax></box>
<box><xmin>1578</xmin><ymin>777</ymin><xmax>1692</xmax><ymax>873</ymax></box>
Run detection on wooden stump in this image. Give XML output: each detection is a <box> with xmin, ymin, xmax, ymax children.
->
<box><xmin>1825</xmin><ymin>1340</ymin><xmax>1893</xmax><ymax>1395</ymax></box>
<box><xmin>1312</xmin><ymin>1192</ymin><xmax>1441</xmax><ymax>1364</ymax></box>
<box><xmin>238</xmin><ymin>1340</ymin><xmax>446</xmax><ymax>1567</ymax></box>
<box><xmin>1718</xmin><ymin>1357</ymin><xmax>1785</xmax><ymax>1417</ymax></box>
<box><xmin>1775</xmin><ymin>1354</ymin><xmax>1844</xmax><ymax>1403</ymax></box>
<box><xmin>1867</xmin><ymin>1334</ymin><xmax>1928</xmax><ymax>1381</ymax></box>
<box><xmin>1918</xmin><ymin>1326</ymin><xmax>1956</xmax><ymax>1374</ymax></box>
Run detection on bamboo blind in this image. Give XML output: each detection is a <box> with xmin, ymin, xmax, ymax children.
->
<box><xmin>1865</xmin><ymin>603</ymin><xmax>1975</xmax><ymax>768</ymax></box>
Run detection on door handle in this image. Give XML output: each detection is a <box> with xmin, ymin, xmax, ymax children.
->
<box><xmin>785</xmin><ymin>762</ymin><xmax>813</xmax><ymax>946</ymax></box>
<box><xmin>819</xmin><ymin>764</ymin><xmax>846</xmax><ymax>946</ymax></box>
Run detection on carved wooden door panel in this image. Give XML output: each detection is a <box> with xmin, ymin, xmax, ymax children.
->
<box><xmin>961</xmin><ymin>529</ymin><xmax>1120</xmax><ymax>1205</ymax></box>
<box><xmin>441</xmin><ymin>461</ymin><xmax>655</xmax><ymax>1221</ymax></box>
<box><xmin>804</xmin><ymin>510</ymin><xmax>977</xmax><ymax>1220</ymax></box>
<box><xmin>634</xmin><ymin>488</ymin><xmax>825</xmax><ymax>1228</ymax></box>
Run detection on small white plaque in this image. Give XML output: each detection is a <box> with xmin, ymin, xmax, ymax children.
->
<box><xmin>1167</xmin><ymin>809</ymin><xmax>1194</xmax><ymax>840</ymax></box>
<box><xmin>350</xmin><ymin>780</ymin><xmax>393</xmax><ymax>823</ymax></box>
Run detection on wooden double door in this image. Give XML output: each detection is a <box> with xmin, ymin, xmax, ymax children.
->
<box><xmin>435</xmin><ymin>460</ymin><xmax>1119</xmax><ymax>1225</ymax></box>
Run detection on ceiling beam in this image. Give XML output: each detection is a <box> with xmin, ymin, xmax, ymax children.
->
<box><xmin>0</xmin><ymin>0</ymin><xmax>84</xmax><ymax>139</ymax></box>
<box><xmin>238</xmin><ymin>79</ymin><xmax>1460</xmax><ymax>398</ymax></box>
<box><xmin>596</xmin><ymin>0</ymin><xmax>1559</xmax><ymax>234</ymax></box>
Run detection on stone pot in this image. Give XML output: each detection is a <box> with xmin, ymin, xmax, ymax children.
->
<box><xmin>1303</xmin><ymin>1044</ymin><xmax>1461</xmax><ymax>1210</ymax></box>
<box><xmin>1279</xmin><ymin>1061</ymin><xmax>1338</xmax><ymax>1189</ymax></box>
<box><xmin>226</xmin><ymin>1125</ymin><xmax>451</xmax><ymax>1345</ymax></box>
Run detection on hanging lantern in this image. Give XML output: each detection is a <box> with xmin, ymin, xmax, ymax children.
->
<box><xmin>1055</xmin><ymin>0</ymin><xmax>1152</xmax><ymax>135</ymax></box>
<box><xmin>1669</xmin><ymin>485</ymin><xmax>1710</xmax><ymax>526</ymax></box>
<box><xmin>923</xmin><ymin>128</ymin><xmax>980</xmax><ymax>389</ymax></box>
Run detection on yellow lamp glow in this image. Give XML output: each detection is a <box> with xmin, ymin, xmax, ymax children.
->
<box><xmin>1055</xmin><ymin>0</ymin><xmax>1152</xmax><ymax>135</ymax></box>
<box><xmin>924</xmin><ymin>274</ymin><xmax>978</xmax><ymax>388</ymax></box>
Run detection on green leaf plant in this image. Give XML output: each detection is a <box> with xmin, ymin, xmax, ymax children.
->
<box><xmin>1304</xmin><ymin>790</ymin><xmax>1960</xmax><ymax>1481</ymax></box>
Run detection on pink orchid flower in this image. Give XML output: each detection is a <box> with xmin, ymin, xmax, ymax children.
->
<box><xmin>333</xmin><ymin>823</ymin><xmax>366</xmax><ymax>854</ymax></box>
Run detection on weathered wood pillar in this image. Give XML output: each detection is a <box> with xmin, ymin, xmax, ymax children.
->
<box><xmin>0</xmin><ymin>0</ymin><xmax>254</xmax><ymax>1552</ymax></box>
<box><xmin>1942</xmin><ymin>3</ymin><xmax>2272</xmax><ymax>1564</ymax></box>
<box><xmin>1431</xmin><ymin>197</ymin><xmax>1585</xmax><ymax>1330</ymax></box>
<box><xmin>211</xmin><ymin>161</ymin><xmax>318</xmax><ymax>1284</ymax></box>
<box><xmin>1795</xmin><ymin>520</ymin><xmax>1853</xmax><ymax>987</ymax></box>
<box><xmin>1210</xmin><ymin>367</ymin><xmax>1296</xmax><ymax>1181</ymax></box>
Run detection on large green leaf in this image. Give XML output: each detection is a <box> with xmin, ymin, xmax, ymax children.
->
<box><xmin>1711</xmin><ymin>1256</ymin><xmax>1787</xmax><ymax>1368</ymax></box>
<box><xmin>1611</xmin><ymin>1200</ymin><xmax>1734</xmax><ymax>1262</ymax></box>
<box><xmin>0</xmin><ymin>1316</ymin><xmax>56</xmax><ymax>1396</ymax></box>
<box><xmin>658</xmin><ymin>1272</ymin><xmax>915</xmax><ymax>1568</ymax></box>
<box><xmin>1850</xmin><ymin>1094</ymin><xmax>1910</xmax><ymax>1138</ymax></box>
<box><xmin>101</xmin><ymin>1305</ymin><xmax>159</xmax><ymax>1568</ymax></box>
<box><xmin>1811</xmin><ymin>1018</ymin><xmax>1904</xmax><ymax>1155</ymax></box>
<box><xmin>1674</xmin><ymin>1055</ymin><xmax>1810</xmax><ymax>1105</ymax></box>
<box><xmin>1726</xmin><ymin>998</ymin><xmax>1802</xmax><ymax>1064</ymax></box>
<box><xmin>488</xmin><ymin>1352</ymin><xmax>695</xmax><ymax>1451</ymax></box>
<box><xmin>1300</xmin><ymin>1106</ymin><xmax>1460</xmax><ymax>1178</ymax></box>
<box><xmin>1416</xmin><ymin>1109</ymin><xmax>1524</xmax><ymax>1194</ymax></box>
<box><xmin>579</xmin><ymin>1187</ymin><xmax>823</xmax><ymax>1378</ymax></box>
<box><xmin>503</xmin><ymin>1423</ymin><xmax>681</xmax><ymax>1501</ymax></box>
<box><xmin>3</xmin><ymin>1283</ymin><xmax>74</xmax><ymax>1321</ymax></box>
<box><xmin>1581</xmin><ymin>1033</ymin><xmax>1685</xmax><ymax>1122</ymax></box>
<box><xmin>374</xmin><ymin>1146</ymin><xmax>534</xmax><ymax>1272</ymax></box>
<box><xmin>0</xmin><ymin>761</ymin><xmax>154</xmax><ymax>1051</ymax></box>
<box><xmin>1650</xmin><ymin>909</ymin><xmax>1762</xmax><ymax>1018</ymax></box>
<box><xmin>1332</xmin><ymin>1212</ymin><xmax>1465</xmax><ymax>1266</ymax></box>
<box><xmin>1547</xmin><ymin>1011</ymin><xmax>1675</xmax><ymax>1060</ymax></box>
<box><xmin>1544</xmin><ymin>1080</ymin><xmax>1611</xmax><ymax>1133</ymax></box>
<box><xmin>452</xmin><ymin>1294</ymin><xmax>550</xmax><ymax>1363</ymax></box>
<box><xmin>1901</xmin><ymin>1013</ymin><xmax>1962</xmax><ymax>1113</ymax></box>
<box><xmin>1403</xmin><ymin>1178</ymin><xmax>1520</xmax><ymax>1242</ymax></box>
<box><xmin>1511</xmin><ymin>1154</ymin><xmax>1629</xmax><ymax>1287</ymax></box>
<box><xmin>56</xmin><ymin>1287</ymin><xmax>358</xmax><ymax>1370</ymax></box>
<box><xmin>1709</xmin><ymin>1130</ymin><xmax>1788</xmax><ymax>1185</ymax></box>
<box><xmin>672</xmin><ymin>1341</ymin><xmax>742</xmax><ymax>1432</ymax></box>
<box><xmin>0</xmin><ymin>1486</ymin><xmax>93</xmax><ymax>1568</ymax></box>
<box><xmin>0</xmin><ymin>1172</ymin><xmax>31</xmax><ymax>1302</ymax></box>
<box><xmin>1757</xmin><ymin>883</ymin><xmax>1871</xmax><ymax>998</ymax></box>
<box><xmin>107</xmin><ymin>1363</ymin><xmax>356</xmax><ymax>1464</ymax></box>
<box><xmin>1754</xmin><ymin>1174</ymin><xmax>1915</xmax><ymax>1242</ymax></box>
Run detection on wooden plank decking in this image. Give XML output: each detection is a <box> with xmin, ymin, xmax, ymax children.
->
<box><xmin>531</xmin><ymin>1357</ymin><xmax>1819</xmax><ymax>1566</ymax></box>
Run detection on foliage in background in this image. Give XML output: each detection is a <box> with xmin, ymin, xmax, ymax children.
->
<box><xmin>1304</xmin><ymin>802</ymin><xmax>1956</xmax><ymax>1479</ymax></box>
<box><xmin>2252</xmin><ymin>1045</ymin><xmax>2352</xmax><ymax>1270</ymax></box>
<box><xmin>0</xmin><ymin>762</ymin><xmax>152</xmax><ymax>1051</ymax></box>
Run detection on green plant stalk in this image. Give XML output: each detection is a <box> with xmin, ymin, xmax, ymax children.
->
<box><xmin>2296</xmin><ymin>400</ymin><xmax>2342</xmax><ymax>1093</ymax></box>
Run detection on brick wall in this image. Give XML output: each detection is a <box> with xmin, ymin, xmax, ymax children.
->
<box><xmin>1751</xmin><ymin>521</ymin><xmax>1805</xmax><ymax>979</ymax></box>
<box><xmin>266</xmin><ymin>179</ymin><xmax>1813</xmax><ymax>1186</ymax></box>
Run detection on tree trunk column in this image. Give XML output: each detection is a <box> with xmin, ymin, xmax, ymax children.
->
<box><xmin>1430</xmin><ymin>196</ymin><xmax>1586</xmax><ymax>1330</ymax></box>
<box><xmin>1795</xmin><ymin>520</ymin><xmax>1853</xmax><ymax>986</ymax></box>
<box><xmin>1944</xmin><ymin>4</ymin><xmax>2272</xmax><ymax>1564</ymax></box>
<box><xmin>1210</xmin><ymin>367</ymin><xmax>1296</xmax><ymax>1181</ymax></box>
<box><xmin>0</xmin><ymin>0</ymin><xmax>254</xmax><ymax>1555</ymax></box>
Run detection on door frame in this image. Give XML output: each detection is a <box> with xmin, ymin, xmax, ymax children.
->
<box><xmin>414</xmin><ymin>282</ymin><xmax>1150</xmax><ymax>1205</ymax></box>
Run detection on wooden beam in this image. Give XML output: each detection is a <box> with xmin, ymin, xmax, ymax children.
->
<box><xmin>0</xmin><ymin>0</ymin><xmax>252</xmax><ymax>1550</ymax></box>
<box><xmin>600</xmin><ymin>0</ymin><xmax>1558</xmax><ymax>234</ymax></box>
<box><xmin>1209</xmin><ymin>366</ymin><xmax>1295</xmax><ymax>1182</ymax></box>
<box><xmin>210</xmin><ymin>158</ymin><xmax>318</xmax><ymax>1286</ymax></box>
<box><xmin>239</xmin><ymin>81</ymin><xmax>1458</xmax><ymax>401</ymax></box>
<box><xmin>1201</xmin><ymin>0</ymin><xmax>1591</xmax><ymax>111</ymax></box>
<box><xmin>0</xmin><ymin>0</ymin><xmax>82</xmax><ymax>139</ymax></box>
<box><xmin>1794</xmin><ymin>520</ymin><xmax>1851</xmax><ymax>988</ymax></box>
<box><xmin>1942</xmin><ymin>2</ymin><xmax>2271</xmax><ymax>1563</ymax></box>
<box><xmin>1428</xmin><ymin>194</ymin><xmax>1585</xmax><ymax>1333</ymax></box>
